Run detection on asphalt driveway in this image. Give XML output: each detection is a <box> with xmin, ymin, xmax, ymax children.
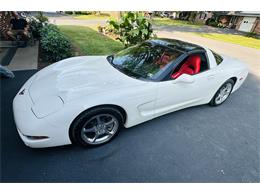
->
<box><xmin>1</xmin><ymin>70</ymin><xmax>259</xmax><ymax>182</ymax></box>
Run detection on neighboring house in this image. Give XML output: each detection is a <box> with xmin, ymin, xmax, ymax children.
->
<box><xmin>195</xmin><ymin>11</ymin><xmax>213</xmax><ymax>23</ymax></box>
<box><xmin>172</xmin><ymin>11</ymin><xmax>213</xmax><ymax>24</ymax></box>
<box><xmin>215</xmin><ymin>11</ymin><xmax>260</xmax><ymax>34</ymax></box>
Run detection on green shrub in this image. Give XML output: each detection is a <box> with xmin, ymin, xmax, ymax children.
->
<box><xmin>246</xmin><ymin>32</ymin><xmax>258</xmax><ymax>38</ymax></box>
<box><xmin>206</xmin><ymin>18</ymin><xmax>218</xmax><ymax>27</ymax></box>
<box><xmin>30</xmin><ymin>17</ymin><xmax>43</xmax><ymax>38</ymax></box>
<box><xmin>64</xmin><ymin>11</ymin><xmax>93</xmax><ymax>15</ymax></box>
<box><xmin>107</xmin><ymin>12</ymin><xmax>154</xmax><ymax>47</ymax></box>
<box><xmin>35</xmin><ymin>12</ymin><xmax>49</xmax><ymax>23</ymax></box>
<box><xmin>65</xmin><ymin>11</ymin><xmax>73</xmax><ymax>15</ymax></box>
<box><xmin>29</xmin><ymin>12</ymin><xmax>49</xmax><ymax>38</ymax></box>
<box><xmin>80</xmin><ymin>11</ymin><xmax>92</xmax><ymax>15</ymax></box>
<box><xmin>217</xmin><ymin>23</ymin><xmax>226</xmax><ymax>28</ymax></box>
<box><xmin>40</xmin><ymin>25</ymin><xmax>72</xmax><ymax>62</ymax></box>
<box><xmin>39</xmin><ymin>24</ymin><xmax>59</xmax><ymax>37</ymax></box>
<box><xmin>75</xmin><ymin>11</ymin><xmax>82</xmax><ymax>15</ymax></box>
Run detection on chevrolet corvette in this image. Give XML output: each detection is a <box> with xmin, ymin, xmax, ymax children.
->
<box><xmin>13</xmin><ymin>39</ymin><xmax>248</xmax><ymax>148</ymax></box>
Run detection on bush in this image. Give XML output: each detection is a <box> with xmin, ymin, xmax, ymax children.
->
<box><xmin>107</xmin><ymin>12</ymin><xmax>154</xmax><ymax>47</ymax></box>
<box><xmin>65</xmin><ymin>11</ymin><xmax>73</xmax><ymax>15</ymax></box>
<box><xmin>80</xmin><ymin>11</ymin><xmax>92</xmax><ymax>15</ymax></box>
<box><xmin>206</xmin><ymin>18</ymin><xmax>218</xmax><ymax>27</ymax></box>
<box><xmin>35</xmin><ymin>12</ymin><xmax>49</xmax><ymax>23</ymax></box>
<box><xmin>217</xmin><ymin>23</ymin><xmax>226</xmax><ymax>28</ymax></box>
<box><xmin>39</xmin><ymin>24</ymin><xmax>59</xmax><ymax>37</ymax></box>
<box><xmin>29</xmin><ymin>12</ymin><xmax>49</xmax><ymax>38</ymax></box>
<box><xmin>75</xmin><ymin>11</ymin><xmax>82</xmax><ymax>15</ymax></box>
<box><xmin>40</xmin><ymin>25</ymin><xmax>72</xmax><ymax>62</ymax></box>
<box><xmin>246</xmin><ymin>32</ymin><xmax>258</xmax><ymax>38</ymax></box>
<box><xmin>29</xmin><ymin>17</ymin><xmax>43</xmax><ymax>38</ymax></box>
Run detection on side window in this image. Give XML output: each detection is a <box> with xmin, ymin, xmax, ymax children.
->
<box><xmin>170</xmin><ymin>52</ymin><xmax>209</xmax><ymax>79</ymax></box>
<box><xmin>211</xmin><ymin>50</ymin><xmax>223</xmax><ymax>65</ymax></box>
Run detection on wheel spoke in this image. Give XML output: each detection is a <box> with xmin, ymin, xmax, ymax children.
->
<box><xmin>92</xmin><ymin>133</ymin><xmax>99</xmax><ymax>142</ymax></box>
<box><xmin>105</xmin><ymin>118</ymin><xmax>115</xmax><ymax>126</ymax></box>
<box><xmin>96</xmin><ymin>116</ymin><xmax>102</xmax><ymax>124</ymax></box>
<box><xmin>220</xmin><ymin>89</ymin><xmax>225</xmax><ymax>96</ymax></box>
<box><xmin>83</xmin><ymin>127</ymin><xmax>96</xmax><ymax>133</ymax></box>
<box><xmin>106</xmin><ymin>130</ymin><xmax>114</xmax><ymax>135</ymax></box>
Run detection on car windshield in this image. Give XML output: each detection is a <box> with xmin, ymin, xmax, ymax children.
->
<box><xmin>107</xmin><ymin>43</ymin><xmax>183</xmax><ymax>80</ymax></box>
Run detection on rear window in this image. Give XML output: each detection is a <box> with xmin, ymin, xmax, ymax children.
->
<box><xmin>211</xmin><ymin>50</ymin><xmax>223</xmax><ymax>65</ymax></box>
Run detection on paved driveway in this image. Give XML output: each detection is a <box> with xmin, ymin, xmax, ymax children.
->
<box><xmin>46</xmin><ymin>12</ymin><xmax>107</xmax><ymax>27</ymax></box>
<box><xmin>1</xmin><ymin>69</ymin><xmax>259</xmax><ymax>182</ymax></box>
<box><xmin>153</xmin><ymin>24</ymin><xmax>246</xmax><ymax>35</ymax></box>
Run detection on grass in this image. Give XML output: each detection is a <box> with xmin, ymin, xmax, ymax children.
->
<box><xmin>192</xmin><ymin>33</ymin><xmax>260</xmax><ymax>49</ymax></box>
<box><xmin>59</xmin><ymin>25</ymin><xmax>124</xmax><ymax>55</ymax></box>
<box><xmin>74</xmin><ymin>14</ymin><xmax>109</xmax><ymax>20</ymax></box>
<box><xmin>151</xmin><ymin>17</ymin><xmax>203</xmax><ymax>28</ymax></box>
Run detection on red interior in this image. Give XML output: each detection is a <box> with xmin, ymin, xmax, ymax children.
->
<box><xmin>155</xmin><ymin>52</ymin><xmax>171</xmax><ymax>69</ymax></box>
<box><xmin>171</xmin><ymin>54</ymin><xmax>201</xmax><ymax>79</ymax></box>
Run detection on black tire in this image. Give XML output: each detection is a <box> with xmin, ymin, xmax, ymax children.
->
<box><xmin>209</xmin><ymin>79</ymin><xmax>235</xmax><ymax>106</ymax></box>
<box><xmin>70</xmin><ymin>107</ymin><xmax>124</xmax><ymax>147</ymax></box>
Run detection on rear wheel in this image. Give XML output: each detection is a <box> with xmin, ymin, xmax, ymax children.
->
<box><xmin>209</xmin><ymin>79</ymin><xmax>234</xmax><ymax>106</ymax></box>
<box><xmin>70</xmin><ymin>107</ymin><xmax>124</xmax><ymax>147</ymax></box>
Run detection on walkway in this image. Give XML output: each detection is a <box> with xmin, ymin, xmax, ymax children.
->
<box><xmin>7</xmin><ymin>41</ymin><xmax>38</xmax><ymax>71</ymax></box>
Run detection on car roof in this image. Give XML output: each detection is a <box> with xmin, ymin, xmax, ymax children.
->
<box><xmin>148</xmin><ymin>38</ymin><xmax>205</xmax><ymax>53</ymax></box>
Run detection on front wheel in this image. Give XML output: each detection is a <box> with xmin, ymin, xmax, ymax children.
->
<box><xmin>70</xmin><ymin>107</ymin><xmax>124</xmax><ymax>147</ymax></box>
<box><xmin>209</xmin><ymin>79</ymin><xmax>234</xmax><ymax>106</ymax></box>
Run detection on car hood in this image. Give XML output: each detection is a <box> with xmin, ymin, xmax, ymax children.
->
<box><xmin>29</xmin><ymin>56</ymin><xmax>143</xmax><ymax>102</ymax></box>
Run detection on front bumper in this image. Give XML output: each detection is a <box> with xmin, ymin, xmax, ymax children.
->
<box><xmin>12</xmin><ymin>76</ymin><xmax>71</xmax><ymax>148</ymax></box>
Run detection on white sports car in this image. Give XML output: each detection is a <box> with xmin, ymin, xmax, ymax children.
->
<box><xmin>13</xmin><ymin>39</ymin><xmax>248</xmax><ymax>148</ymax></box>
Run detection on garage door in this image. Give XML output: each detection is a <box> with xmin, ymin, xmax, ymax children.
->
<box><xmin>239</xmin><ymin>17</ymin><xmax>256</xmax><ymax>32</ymax></box>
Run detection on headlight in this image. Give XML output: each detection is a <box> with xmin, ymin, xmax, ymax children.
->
<box><xmin>31</xmin><ymin>96</ymin><xmax>64</xmax><ymax>118</ymax></box>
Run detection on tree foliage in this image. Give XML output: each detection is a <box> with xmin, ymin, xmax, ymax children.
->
<box><xmin>108</xmin><ymin>12</ymin><xmax>154</xmax><ymax>47</ymax></box>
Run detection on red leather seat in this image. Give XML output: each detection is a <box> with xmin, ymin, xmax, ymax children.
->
<box><xmin>156</xmin><ymin>53</ymin><xmax>171</xmax><ymax>69</ymax></box>
<box><xmin>171</xmin><ymin>55</ymin><xmax>201</xmax><ymax>79</ymax></box>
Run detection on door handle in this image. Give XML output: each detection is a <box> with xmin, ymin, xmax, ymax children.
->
<box><xmin>207</xmin><ymin>74</ymin><xmax>215</xmax><ymax>80</ymax></box>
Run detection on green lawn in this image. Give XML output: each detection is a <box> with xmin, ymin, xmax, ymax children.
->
<box><xmin>74</xmin><ymin>14</ymin><xmax>109</xmax><ymax>20</ymax></box>
<box><xmin>59</xmin><ymin>25</ymin><xmax>124</xmax><ymax>55</ymax></box>
<box><xmin>151</xmin><ymin>17</ymin><xmax>203</xmax><ymax>28</ymax></box>
<box><xmin>193</xmin><ymin>33</ymin><xmax>260</xmax><ymax>49</ymax></box>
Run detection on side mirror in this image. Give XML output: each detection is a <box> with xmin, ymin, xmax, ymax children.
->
<box><xmin>174</xmin><ymin>74</ymin><xmax>195</xmax><ymax>84</ymax></box>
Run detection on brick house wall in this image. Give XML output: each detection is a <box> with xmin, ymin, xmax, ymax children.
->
<box><xmin>218</xmin><ymin>15</ymin><xmax>232</xmax><ymax>26</ymax></box>
<box><xmin>251</xmin><ymin>17</ymin><xmax>260</xmax><ymax>34</ymax></box>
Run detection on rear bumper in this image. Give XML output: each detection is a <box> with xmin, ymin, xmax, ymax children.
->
<box><xmin>12</xmin><ymin>75</ymin><xmax>71</xmax><ymax>148</ymax></box>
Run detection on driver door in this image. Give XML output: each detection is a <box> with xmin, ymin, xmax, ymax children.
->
<box><xmin>154</xmin><ymin>53</ymin><xmax>215</xmax><ymax>117</ymax></box>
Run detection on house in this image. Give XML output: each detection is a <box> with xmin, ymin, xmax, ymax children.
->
<box><xmin>173</xmin><ymin>11</ymin><xmax>213</xmax><ymax>24</ymax></box>
<box><xmin>195</xmin><ymin>11</ymin><xmax>213</xmax><ymax>23</ymax></box>
<box><xmin>214</xmin><ymin>11</ymin><xmax>260</xmax><ymax>34</ymax></box>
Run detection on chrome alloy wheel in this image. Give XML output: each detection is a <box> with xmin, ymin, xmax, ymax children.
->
<box><xmin>80</xmin><ymin>114</ymin><xmax>119</xmax><ymax>145</ymax></box>
<box><xmin>215</xmin><ymin>83</ymin><xmax>233</xmax><ymax>105</ymax></box>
